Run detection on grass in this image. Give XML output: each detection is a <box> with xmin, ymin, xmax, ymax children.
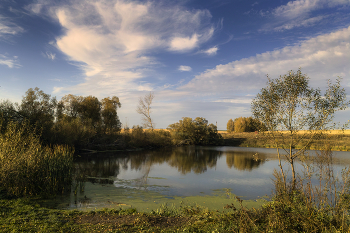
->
<box><xmin>1</xmin><ymin>194</ymin><xmax>350</xmax><ymax>233</ymax></box>
<box><xmin>0</xmin><ymin>121</ymin><xmax>74</xmax><ymax>197</ymax></box>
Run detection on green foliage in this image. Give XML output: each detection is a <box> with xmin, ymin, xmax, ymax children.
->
<box><xmin>251</xmin><ymin>69</ymin><xmax>349</xmax><ymax>188</ymax></box>
<box><xmin>0</xmin><ymin>100</ymin><xmax>23</xmax><ymax>133</ymax></box>
<box><xmin>120</xmin><ymin>126</ymin><xmax>172</xmax><ymax>148</ymax></box>
<box><xmin>101</xmin><ymin>96</ymin><xmax>121</xmax><ymax>133</ymax></box>
<box><xmin>252</xmin><ymin>69</ymin><xmax>348</xmax><ymax>134</ymax></box>
<box><xmin>0</xmin><ymin>120</ymin><xmax>73</xmax><ymax>197</ymax></box>
<box><xmin>226</xmin><ymin>119</ymin><xmax>234</xmax><ymax>133</ymax></box>
<box><xmin>233</xmin><ymin>116</ymin><xmax>266</xmax><ymax>133</ymax></box>
<box><xmin>51</xmin><ymin>117</ymin><xmax>97</xmax><ymax>148</ymax></box>
<box><xmin>19</xmin><ymin>87</ymin><xmax>57</xmax><ymax>143</ymax></box>
<box><xmin>79</xmin><ymin>96</ymin><xmax>102</xmax><ymax>128</ymax></box>
<box><xmin>167</xmin><ymin>117</ymin><xmax>222</xmax><ymax>145</ymax></box>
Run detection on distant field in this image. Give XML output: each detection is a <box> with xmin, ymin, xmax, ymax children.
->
<box><xmin>221</xmin><ymin>130</ymin><xmax>350</xmax><ymax>151</ymax></box>
<box><xmin>219</xmin><ymin>130</ymin><xmax>350</xmax><ymax>135</ymax></box>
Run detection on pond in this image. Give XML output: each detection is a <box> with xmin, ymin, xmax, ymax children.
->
<box><xmin>43</xmin><ymin>146</ymin><xmax>350</xmax><ymax>212</ymax></box>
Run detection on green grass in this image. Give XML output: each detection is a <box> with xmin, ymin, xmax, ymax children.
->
<box><xmin>1</xmin><ymin>195</ymin><xmax>349</xmax><ymax>233</ymax></box>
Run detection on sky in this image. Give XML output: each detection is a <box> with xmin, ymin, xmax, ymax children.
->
<box><xmin>0</xmin><ymin>0</ymin><xmax>350</xmax><ymax>130</ymax></box>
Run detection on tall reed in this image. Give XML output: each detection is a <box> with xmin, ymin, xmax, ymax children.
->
<box><xmin>0</xmin><ymin>120</ymin><xmax>74</xmax><ymax>197</ymax></box>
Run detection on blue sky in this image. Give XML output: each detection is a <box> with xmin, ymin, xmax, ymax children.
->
<box><xmin>0</xmin><ymin>0</ymin><xmax>350</xmax><ymax>129</ymax></box>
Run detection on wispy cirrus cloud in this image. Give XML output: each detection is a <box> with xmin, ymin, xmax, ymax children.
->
<box><xmin>181</xmin><ymin>26</ymin><xmax>350</xmax><ymax>94</ymax></box>
<box><xmin>0</xmin><ymin>54</ymin><xmax>20</xmax><ymax>68</ymax></box>
<box><xmin>261</xmin><ymin>0</ymin><xmax>350</xmax><ymax>31</ymax></box>
<box><xmin>0</xmin><ymin>12</ymin><xmax>24</xmax><ymax>39</ymax></box>
<box><xmin>43</xmin><ymin>51</ymin><xmax>56</xmax><ymax>60</ymax></box>
<box><xmin>0</xmin><ymin>16</ymin><xmax>24</xmax><ymax>38</ymax></box>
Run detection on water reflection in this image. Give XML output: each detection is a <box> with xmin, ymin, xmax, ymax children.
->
<box><xmin>48</xmin><ymin>146</ymin><xmax>350</xmax><ymax>211</ymax></box>
<box><xmin>167</xmin><ymin>147</ymin><xmax>223</xmax><ymax>174</ymax></box>
<box><xmin>75</xmin><ymin>146</ymin><xmax>266</xmax><ymax>180</ymax></box>
<box><xmin>225</xmin><ymin>151</ymin><xmax>266</xmax><ymax>171</ymax></box>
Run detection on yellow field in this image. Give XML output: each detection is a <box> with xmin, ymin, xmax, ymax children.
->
<box><xmin>218</xmin><ymin>130</ymin><xmax>350</xmax><ymax>135</ymax></box>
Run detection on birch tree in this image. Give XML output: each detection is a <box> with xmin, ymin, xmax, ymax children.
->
<box><xmin>251</xmin><ymin>69</ymin><xmax>349</xmax><ymax>189</ymax></box>
<box><xmin>137</xmin><ymin>92</ymin><xmax>154</xmax><ymax>129</ymax></box>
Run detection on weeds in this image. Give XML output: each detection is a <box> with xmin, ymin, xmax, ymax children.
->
<box><xmin>0</xmin><ymin>120</ymin><xmax>74</xmax><ymax>197</ymax></box>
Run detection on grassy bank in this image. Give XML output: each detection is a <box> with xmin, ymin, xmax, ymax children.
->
<box><xmin>220</xmin><ymin>131</ymin><xmax>350</xmax><ymax>151</ymax></box>
<box><xmin>1</xmin><ymin>194</ymin><xmax>349</xmax><ymax>233</ymax></box>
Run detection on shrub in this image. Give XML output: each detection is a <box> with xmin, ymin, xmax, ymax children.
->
<box><xmin>0</xmin><ymin>120</ymin><xmax>73</xmax><ymax>197</ymax></box>
<box><xmin>233</xmin><ymin>117</ymin><xmax>266</xmax><ymax>133</ymax></box>
<box><xmin>167</xmin><ymin>117</ymin><xmax>222</xmax><ymax>145</ymax></box>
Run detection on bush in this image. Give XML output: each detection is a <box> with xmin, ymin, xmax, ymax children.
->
<box><xmin>0</xmin><ymin>120</ymin><xmax>73</xmax><ymax>197</ymax></box>
<box><xmin>233</xmin><ymin>117</ymin><xmax>266</xmax><ymax>133</ymax></box>
<box><xmin>117</xmin><ymin>126</ymin><xmax>172</xmax><ymax>149</ymax></box>
<box><xmin>167</xmin><ymin>117</ymin><xmax>222</xmax><ymax>145</ymax></box>
<box><xmin>50</xmin><ymin>117</ymin><xmax>97</xmax><ymax>149</ymax></box>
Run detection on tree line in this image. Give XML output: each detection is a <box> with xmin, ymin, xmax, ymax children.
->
<box><xmin>0</xmin><ymin>88</ymin><xmax>223</xmax><ymax>150</ymax></box>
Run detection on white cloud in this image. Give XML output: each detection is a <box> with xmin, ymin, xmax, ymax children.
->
<box><xmin>178</xmin><ymin>65</ymin><xmax>192</xmax><ymax>72</ymax></box>
<box><xmin>44</xmin><ymin>51</ymin><xmax>56</xmax><ymax>60</ymax></box>
<box><xmin>181</xmin><ymin>26</ymin><xmax>350</xmax><ymax>94</ymax></box>
<box><xmin>0</xmin><ymin>15</ymin><xmax>24</xmax><ymax>37</ymax></box>
<box><xmin>273</xmin><ymin>15</ymin><xmax>324</xmax><ymax>31</ymax></box>
<box><xmin>262</xmin><ymin>0</ymin><xmax>350</xmax><ymax>31</ymax></box>
<box><xmin>170</xmin><ymin>34</ymin><xmax>198</xmax><ymax>51</ymax></box>
<box><xmin>0</xmin><ymin>54</ymin><xmax>20</xmax><ymax>68</ymax></box>
<box><xmin>272</xmin><ymin>0</ymin><xmax>350</xmax><ymax>18</ymax></box>
<box><xmin>29</xmin><ymin>0</ymin><xmax>215</xmax><ymax>95</ymax></box>
<box><xmin>203</xmin><ymin>46</ymin><xmax>218</xmax><ymax>55</ymax></box>
<box><xmin>214</xmin><ymin>98</ymin><xmax>252</xmax><ymax>104</ymax></box>
<box><xmin>273</xmin><ymin>0</ymin><xmax>320</xmax><ymax>19</ymax></box>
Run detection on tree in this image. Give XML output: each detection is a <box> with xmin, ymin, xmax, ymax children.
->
<box><xmin>137</xmin><ymin>92</ymin><xmax>154</xmax><ymax>129</ymax></box>
<box><xmin>79</xmin><ymin>96</ymin><xmax>102</xmax><ymax>128</ymax></box>
<box><xmin>251</xmin><ymin>69</ymin><xmax>349</xmax><ymax>189</ymax></box>
<box><xmin>167</xmin><ymin>117</ymin><xmax>222</xmax><ymax>145</ymax></box>
<box><xmin>233</xmin><ymin>116</ymin><xmax>266</xmax><ymax>133</ymax></box>
<box><xmin>227</xmin><ymin>119</ymin><xmax>234</xmax><ymax>133</ymax></box>
<box><xmin>101</xmin><ymin>96</ymin><xmax>121</xmax><ymax>132</ymax></box>
<box><xmin>19</xmin><ymin>87</ymin><xmax>57</xmax><ymax>141</ymax></box>
<box><xmin>59</xmin><ymin>94</ymin><xmax>83</xmax><ymax>120</ymax></box>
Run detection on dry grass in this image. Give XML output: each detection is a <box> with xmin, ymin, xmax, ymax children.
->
<box><xmin>0</xmin><ymin>121</ymin><xmax>74</xmax><ymax>197</ymax></box>
<box><xmin>221</xmin><ymin>131</ymin><xmax>350</xmax><ymax>151</ymax></box>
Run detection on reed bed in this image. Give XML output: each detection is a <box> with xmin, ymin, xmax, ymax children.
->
<box><xmin>0</xmin><ymin>121</ymin><xmax>74</xmax><ymax>197</ymax></box>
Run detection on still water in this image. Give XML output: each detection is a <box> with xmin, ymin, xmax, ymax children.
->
<box><xmin>45</xmin><ymin>146</ymin><xmax>350</xmax><ymax>211</ymax></box>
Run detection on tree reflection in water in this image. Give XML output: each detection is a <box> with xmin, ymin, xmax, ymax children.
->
<box><xmin>73</xmin><ymin>147</ymin><xmax>267</xmax><ymax>186</ymax></box>
<box><xmin>225</xmin><ymin>151</ymin><xmax>266</xmax><ymax>171</ymax></box>
<box><xmin>167</xmin><ymin>147</ymin><xmax>223</xmax><ymax>174</ymax></box>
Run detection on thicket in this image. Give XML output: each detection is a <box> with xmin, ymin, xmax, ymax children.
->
<box><xmin>0</xmin><ymin>120</ymin><xmax>73</xmax><ymax>197</ymax></box>
<box><xmin>167</xmin><ymin>117</ymin><xmax>222</xmax><ymax>145</ymax></box>
<box><xmin>117</xmin><ymin>126</ymin><xmax>172</xmax><ymax>149</ymax></box>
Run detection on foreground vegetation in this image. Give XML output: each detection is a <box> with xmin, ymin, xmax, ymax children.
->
<box><xmin>0</xmin><ymin>120</ymin><xmax>73</xmax><ymax>197</ymax></box>
<box><xmin>1</xmin><ymin>186</ymin><xmax>350</xmax><ymax>233</ymax></box>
